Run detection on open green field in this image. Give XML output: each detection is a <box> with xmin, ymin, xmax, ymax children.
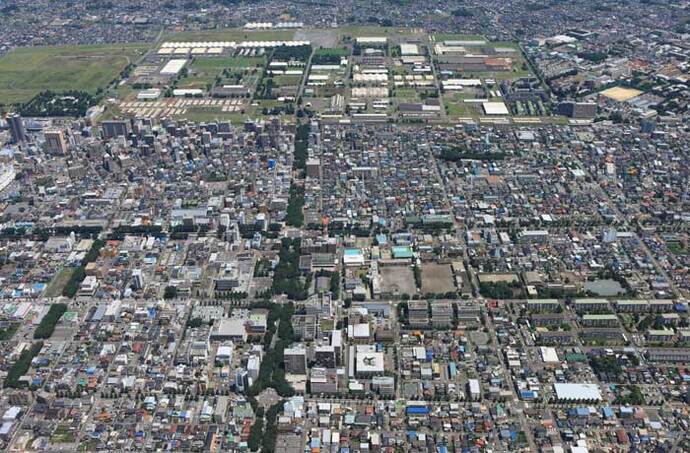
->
<box><xmin>177</xmin><ymin>75</ymin><xmax>216</xmax><ymax>90</ymax></box>
<box><xmin>445</xmin><ymin>92</ymin><xmax>479</xmax><ymax>117</ymax></box>
<box><xmin>490</xmin><ymin>40</ymin><xmax>522</xmax><ymax>50</ymax></box>
<box><xmin>165</xmin><ymin>29</ymin><xmax>295</xmax><ymax>42</ymax></box>
<box><xmin>340</xmin><ymin>26</ymin><xmax>399</xmax><ymax>37</ymax></box>
<box><xmin>433</xmin><ymin>34</ymin><xmax>485</xmax><ymax>42</ymax></box>
<box><xmin>0</xmin><ymin>44</ymin><xmax>149</xmax><ymax>105</ymax></box>
<box><xmin>313</xmin><ymin>48</ymin><xmax>349</xmax><ymax>57</ymax></box>
<box><xmin>44</xmin><ymin>267</ymin><xmax>76</xmax><ymax>298</ymax></box>
<box><xmin>272</xmin><ymin>74</ymin><xmax>303</xmax><ymax>86</ymax></box>
<box><xmin>667</xmin><ymin>241</ymin><xmax>687</xmax><ymax>256</ymax></box>
<box><xmin>191</xmin><ymin>56</ymin><xmax>266</xmax><ymax>71</ymax></box>
<box><xmin>394</xmin><ymin>87</ymin><xmax>420</xmax><ymax>101</ymax></box>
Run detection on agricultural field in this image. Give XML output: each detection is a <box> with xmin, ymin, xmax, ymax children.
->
<box><xmin>0</xmin><ymin>44</ymin><xmax>149</xmax><ymax>105</ymax></box>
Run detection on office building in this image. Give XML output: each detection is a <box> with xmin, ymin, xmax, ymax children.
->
<box><xmin>101</xmin><ymin>120</ymin><xmax>131</xmax><ymax>139</ymax></box>
<box><xmin>131</xmin><ymin>269</ymin><xmax>144</xmax><ymax>290</ymax></box>
<box><xmin>408</xmin><ymin>300</ymin><xmax>429</xmax><ymax>327</ymax></box>
<box><xmin>8</xmin><ymin>114</ymin><xmax>26</xmax><ymax>143</ymax></box>
<box><xmin>284</xmin><ymin>344</ymin><xmax>307</xmax><ymax>375</ymax></box>
<box><xmin>44</xmin><ymin>129</ymin><xmax>68</xmax><ymax>154</ymax></box>
<box><xmin>314</xmin><ymin>345</ymin><xmax>336</xmax><ymax>368</ymax></box>
<box><xmin>557</xmin><ymin>101</ymin><xmax>597</xmax><ymax>119</ymax></box>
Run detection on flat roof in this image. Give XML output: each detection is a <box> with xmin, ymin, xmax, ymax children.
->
<box><xmin>582</xmin><ymin>314</ymin><xmax>618</xmax><ymax>319</ymax></box>
<box><xmin>356</xmin><ymin>346</ymin><xmax>384</xmax><ymax>373</ymax></box>
<box><xmin>160</xmin><ymin>59</ymin><xmax>187</xmax><ymax>76</ymax></box>
<box><xmin>554</xmin><ymin>383</ymin><xmax>602</xmax><ymax>401</ymax></box>
<box><xmin>482</xmin><ymin>102</ymin><xmax>509</xmax><ymax>115</ymax></box>
<box><xmin>540</xmin><ymin>347</ymin><xmax>559</xmax><ymax>363</ymax></box>
<box><xmin>400</xmin><ymin>44</ymin><xmax>419</xmax><ymax>56</ymax></box>
<box><xmin>356</xmin><ymin>37</ymin><xmax>388</xmax><ymax>44</ymax></box>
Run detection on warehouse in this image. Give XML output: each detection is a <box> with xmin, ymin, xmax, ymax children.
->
<box><xmin>400</xmin><ymin>44</ymin><xmax>420</xmax><ymax>56</ymax></box>
<box><xmin>540</xmin><ymin>347</ymin><xmax>559</xmax><ymax>363</ymax></box>
<box><xmin>553</xmin><ymin>383</ymin><xmax>602</xmax><ymax>402</ymax></box>
<box><xmin>160</xmin><ymin>59</ymin><xmax>187</xmax><ymax>76</ymax></box>
<box><xmin>356</xmin><ymin>37</ymin><xmax>388</xmax><ymax>45</ymax></box>
<box><xmin>482</xmin><ymin>102</ymin><xmax>510</xmax><ymax>115</ymax></box>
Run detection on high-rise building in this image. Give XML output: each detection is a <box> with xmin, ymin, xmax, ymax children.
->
<box><xmin>101</xmin><ymin>120</ymin><xmax>131</xmax><ymax>139</ymax></box>
<box><xmin>557</xmin><ymin>101</ymin><xmax>597</xmax><ymax>119</ymax></box>
<box><xmin>131</xmin><ymin>269</ymin><xmax>144</xmax><ymax>290</ymax></box>
<box><xmin>309</xmin><ymin>367</ymin><xmax>338</xmax><ymax>394</ymax></box>
<box><xmin>314</xmin><ymin>345</ymin><xmax>336</xmax><ymax>368</ymax></box>
<box><xmin>44</xmin><ymin>129</ymin><xmax>68</xmax><ymax>154</ymax></box>
<box><xmin>7</xmin><ymin>113</ymin><xmax>26</xmax><ymax>143</ymax></box>
<box><xmin>283</xmin><ymin>344</ymin><xmax>307</xmax><ymax>374</ymax></box>
<box><xmin>306</xmin><ymin>158</ymin><xmax>321</xmax><ymax>178</ymax></box>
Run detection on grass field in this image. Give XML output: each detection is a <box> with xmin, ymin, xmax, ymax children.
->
<box><xmin>272</xmin><ymin>75</ymin><xmax>302</xmax><ymax>86</ymax></box>
<box><xmin>340</xmin><ymin>26</ymin><xmax>398</xmax><ymax>37</ymax></box>
<box><xmin>0</xmin><ymin>44</ymin><xmax>149</xmax><ymax>104</ymax></box>
<box><xmin>313</xmin><ymin>48</ymin><xmax>349</xmax><ymax>57</ymax></box>
<box><xmin>446</xmin><ymin>101</ymin><xmax>474</xmax><ymax>117</ymax></box>
<box><xmin>395</xmin><ymin>87</ymin><xmax>420</xmax><ymax>101</ymax></box>
<box><xmin>44</xmin><ymin>267</ymin><xmax>76</xmax><ymax>298</ymax></box>
<box><xmin>667</xmin><ymin>241</ymin><xmax>687</xmax><ymax>256</ymax></box>
<box><xmin>433</xmin><ymin>34</ymin><xmax>485</xmax><ymax>42</ymax></box>
<box><xmin>191</xmin><ymin>56</ymin><xmax>266</xmax><ymax>71</ymax></box>
<box><xmin>165</xmin><ymin>29</ymin><xmax>295</xmax><ymax>42</ymax></box>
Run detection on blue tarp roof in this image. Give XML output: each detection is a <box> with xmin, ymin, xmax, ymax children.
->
<box><xmin>520</xmin><ymin>390</ymin><xmax>535</xmax><ymax>399</ymax></box>
<box><xmin>406</xmin><ymin>406</ymin><xmax>429</xmax><ymax>415</ymax></box>
<box><xmin>576</xmin><ymin>407</ymin><xmax>589</xmax><ymax>416</ymax></box>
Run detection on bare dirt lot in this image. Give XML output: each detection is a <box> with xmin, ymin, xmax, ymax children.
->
<box><xmin>379</xmin><ymin>266</ymin><xmax>416</xmax><ymax>296</ymax></box>
<box><xmin>421</xmin><ymin>263</ymin><xmax>455</xmax><ymax>294</ymax></box>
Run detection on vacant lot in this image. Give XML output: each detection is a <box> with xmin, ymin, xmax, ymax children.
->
<box><xmin>421</xmin><ymin>263</ymin><xmax>456</xmax><ymax>294</ymax></box>
<box><xmin>0</xmin><ymin>44</ymin><xmax>148</xmax><ymax>104</ymax></box>
<box><xmin>379</xmin><ymin>266</ymin><xmax>416</xmax><ymax>296</ymax></box>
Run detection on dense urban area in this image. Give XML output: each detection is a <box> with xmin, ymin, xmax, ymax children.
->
<box><xmin>0</xmin><ymin>0</ymin><xmax>689</xmax><ymax>452</ymax></box>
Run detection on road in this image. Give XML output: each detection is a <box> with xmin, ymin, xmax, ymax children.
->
<box><xmin>426</xmin><ymin>34</ymin><xmax>448</xmax><ymax>121</ymax></box>
<box><xmin>296</xmin><ymin>47</ymin><xmax>315</xmax><ymax>102</ymax></box>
